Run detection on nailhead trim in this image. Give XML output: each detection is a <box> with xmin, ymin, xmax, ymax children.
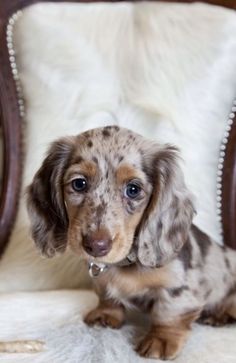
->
<box><xmin>6</xmin><ymin>11</ymin><xmax>24</xmax><ymax>117</ymax></box>
<box><xmin>216</xmin><ymin>100</ymin><xmax>236</xmax><ymax>239</ymax></box>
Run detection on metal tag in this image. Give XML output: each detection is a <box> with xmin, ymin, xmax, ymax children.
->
<box><xmin>88</xmin><ymin>262</ymin><xmax>107</xmax><ymax>278</ymax></box>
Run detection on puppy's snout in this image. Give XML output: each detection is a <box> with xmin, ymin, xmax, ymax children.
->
<box><xmin>82</xmin><ymin>230</ymin><xmax>112</xmax><ymax>257</ymax></box>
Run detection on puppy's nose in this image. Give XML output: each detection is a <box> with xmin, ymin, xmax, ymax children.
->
<box><xmin>82</xmin><ymin>231</ymin><xmax>112</xmax><ymax>257</ymax></box>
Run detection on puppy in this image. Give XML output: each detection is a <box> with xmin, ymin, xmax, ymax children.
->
<box><xmin>27</xmin><ymin>126</ymin><xmax>236</xmax><ymax>360</ymax></box>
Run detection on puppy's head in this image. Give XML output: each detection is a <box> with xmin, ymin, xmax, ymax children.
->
<box><xmin>27</xmin><ymin>126</ymin><xmax>194</xmax><ymax>267</ymax></box>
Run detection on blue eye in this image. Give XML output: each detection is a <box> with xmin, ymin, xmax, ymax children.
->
<box><xmin>125</xmin><ymin>183</ymin><xmax>142</xmax><ymax>199</ymax></box>
<box><xmin>72</xmin><ymin>178</ymin><xmax>87</xmax><ymax>192</ymax></box>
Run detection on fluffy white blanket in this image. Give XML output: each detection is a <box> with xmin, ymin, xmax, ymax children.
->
<box><xmin>0</xmin><ymin>2</ymin><xmax>236</xmax><ymax>362</ymax></box>
<box><xmin>1</xmin><ymin>290</ymin><xmax>236</xmax><ymax>363</ymax></box>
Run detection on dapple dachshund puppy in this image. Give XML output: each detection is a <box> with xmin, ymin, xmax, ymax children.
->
<box><xmin>27</xmin><ymin>126</ymin><xmax>236</xmax><ymax>360</ymax></box>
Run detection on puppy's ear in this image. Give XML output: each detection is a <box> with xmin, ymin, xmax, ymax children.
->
<box><xmin>137</xmin><ymin>145</ymin><xmax>195</xmax><ymax>267</ymax></box>
<box><xmin>27</xmin><ymin>137</ymin><xmax>75</xmax><ymax>257</ymax></box>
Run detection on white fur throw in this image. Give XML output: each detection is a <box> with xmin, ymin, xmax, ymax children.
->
<box><xmin>0</xmin><ymin>290</ymin><xmax>236</xmax><ymax>363</ymax></box>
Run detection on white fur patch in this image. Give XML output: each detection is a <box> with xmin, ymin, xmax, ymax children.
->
<box><xmin>0</xmin><ymin>290</ymin><xmax>235</xmax><ymax>363</ymax></box>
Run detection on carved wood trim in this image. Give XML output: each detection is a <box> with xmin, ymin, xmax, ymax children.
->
<box><xmin>0</xmin><ymin>0</ymin><xmax>235</xmax><ymax>257</ymax></box>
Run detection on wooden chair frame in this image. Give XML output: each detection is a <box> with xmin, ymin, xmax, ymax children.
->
<box><xmin>0</xmin><ymin>0</ymin><xmax>235</xmax><ymax>256</ymax></box>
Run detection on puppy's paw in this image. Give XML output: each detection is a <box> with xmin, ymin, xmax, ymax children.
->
<box><xmin>136</xmin><ymin>334</ymin><xmax>181</xmax><ymax>360</ymax></box>
<box><xmin>84</xmin><ymin>308</ymin><xmax>124</xmax><ymax>329</ymax></box>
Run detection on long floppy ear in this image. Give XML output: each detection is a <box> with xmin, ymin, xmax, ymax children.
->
<box><xmin>137</xmin><ymin>145</ymin><xmax>195</xmax><ymax>267</ymax></box>
<box><xmin>27</xmin><ymin>137</ymin><xmax>75</xmax><ymax>257</ymax></box>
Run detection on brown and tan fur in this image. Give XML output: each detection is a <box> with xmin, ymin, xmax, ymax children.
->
<box><xmin>27</xmin><ymin>126</ymin><xmax>236</xmax><ymax>360</ymax></box>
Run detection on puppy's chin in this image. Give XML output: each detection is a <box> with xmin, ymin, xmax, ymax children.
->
<box><xmin>88</xmin><ymin>243</ymin><xmax>134</xmax><ymax>266</ymax></box>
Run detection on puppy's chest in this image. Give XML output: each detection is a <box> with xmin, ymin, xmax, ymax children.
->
<box><xmin>103</xmin><ymin>265</ymin><xmax>173</xmax><ymax>311</ymax></box>
<box><xmin>107</xmin><ymin>282</ymin><xmax>154</xmax><ymax>311</ymax></box>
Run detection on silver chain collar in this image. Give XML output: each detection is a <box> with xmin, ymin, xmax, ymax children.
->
<box><xmin>88</xmin><ymin>250</ymin><xmax>137</xmax><ymax>278</ymax></box>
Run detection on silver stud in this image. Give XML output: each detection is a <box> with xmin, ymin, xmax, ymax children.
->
<box><xmin>6</xmin><ymin>29</ymin><xmax>13</xmax><ymax>37</ymax></box>
<box><xmin>216</xmin><ymin>207</ymin><xmax>222</xmax><ymax>215</ymax></box>
<box><xmin>7</xmin><ymin>24</ymin><xmax>13</xmax><ymax>31</ymax></box>
<box><xmin>229</xmin><ymin>112</ymin><xmax>235</xmax><ymax>119</ymax></box>
<box><xmin>12</xmin><ymin>13</ymin><xmax>18</xmax><ymax>21</ymax></box>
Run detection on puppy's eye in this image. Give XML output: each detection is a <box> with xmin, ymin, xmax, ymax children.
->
<box><xmin>71</xmin><ymin>178</ymin><xmax>87</xmax><ymax>192</ymax></box>
<box><xmin>125</xmin><ymin>183</ymin><xmax>142</xmax><ymax>199</ymax></box>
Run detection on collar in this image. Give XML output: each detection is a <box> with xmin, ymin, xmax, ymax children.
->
<box><xmin>88</xmin><ymin>250</ymin><xmax>137</xmax><ymax>278</ymax></box>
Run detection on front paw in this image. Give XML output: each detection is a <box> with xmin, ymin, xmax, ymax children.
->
<box><xmin>136</xmin><ymin>333</ymin><xmax>182</xmax><ymax>360</ymax></box>
<box><xmin>84</xmin><ymin>308</ymin><xmax>124</xmax><ymax>329</ymax></box>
